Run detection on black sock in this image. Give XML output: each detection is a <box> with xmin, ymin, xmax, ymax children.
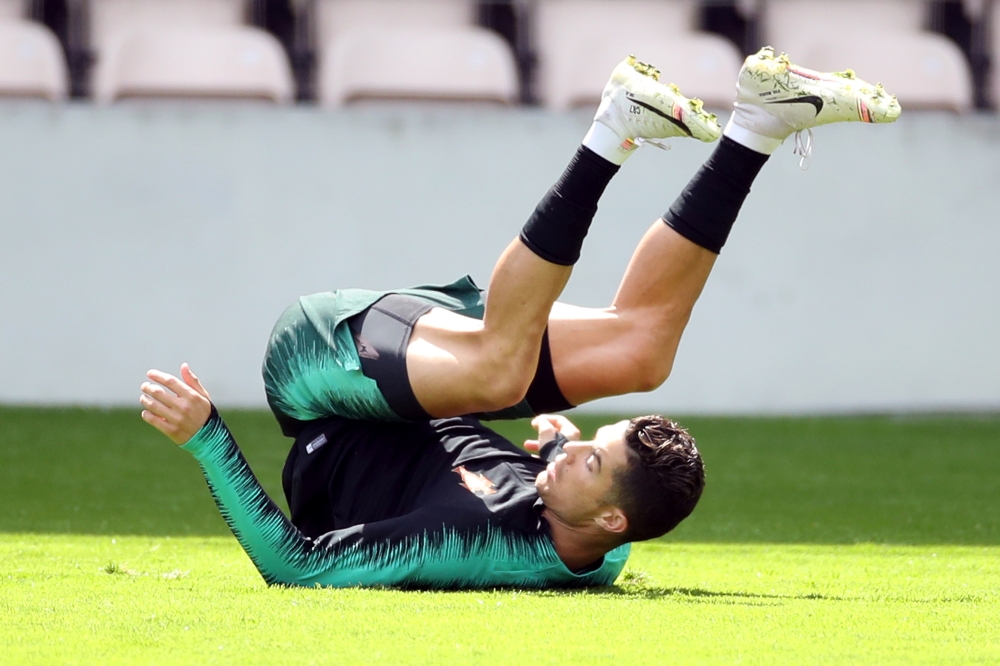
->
<box><xmin>663</xmin><ymin>136</ymin><xmax>770</xmax><ymax>254</ymax></box>
<box><xmin>519</xmin><ymin>146</ymin><xmax>620</xmax><ymax>266</ymax></box>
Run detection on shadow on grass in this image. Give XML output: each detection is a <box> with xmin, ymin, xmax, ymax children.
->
<box><xmin>507</xmin><ymin>580</ymin><xmax>840</xmax><ymax>606</ymax></box>
<box><xmin>576</xmin><ymin>585</ymin><xmax>989</xmax><ymax>606</ymax></box>
<box><xmin>603</xmin><ymin>586</ymin><xmax>833</xmax><ymax>605</ymax></box>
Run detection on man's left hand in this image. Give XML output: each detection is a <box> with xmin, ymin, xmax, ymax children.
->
<box><xmin>524</xmin><ymin>414</ymin><xmax>581</xmax><ymax>452</ymax></box>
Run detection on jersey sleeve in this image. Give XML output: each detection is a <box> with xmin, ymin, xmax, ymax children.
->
<box><xmin>182</xmin><ymin>409</ymin><xmax>627</xmax><ymax>589</ymax></box>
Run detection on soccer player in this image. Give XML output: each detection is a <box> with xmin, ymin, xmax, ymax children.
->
<box><xmin>141</xmin><ymin>48</ymin><xmax>900</xmax><ymax>589</ymax></box>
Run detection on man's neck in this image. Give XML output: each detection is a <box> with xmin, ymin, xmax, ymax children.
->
<box><xmin>543</xmin><ymin>508</ymin><xmax>622</xmax><ymax>572</ymax></box>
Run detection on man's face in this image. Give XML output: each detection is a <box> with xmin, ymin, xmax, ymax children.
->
<box><xmin>535</xmin><ymin>420</ymin><xmax>632</xmax><ymax>527</ymax></box>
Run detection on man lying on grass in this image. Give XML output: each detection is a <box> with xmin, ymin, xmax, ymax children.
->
<box><xmin>140</xmin><ymin>49</ymin><xmax>899</xmax><ymax>588</ymax></box>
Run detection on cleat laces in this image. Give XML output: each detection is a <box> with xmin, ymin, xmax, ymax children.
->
<box><xmin>634</xmin><ymin>137</ymin><xmax>671</xmax><ymax>151</ymax></box>
<box><xmin>793</xmin><ymin>128</ymin><xmax>813</xmax><ymax>170</ymax></box>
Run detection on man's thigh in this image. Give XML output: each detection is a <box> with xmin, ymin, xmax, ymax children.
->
<box><xmin>543</xmin><ymin>299</ymin><xmax>690</xmax><ymax>406</ymax></box>
<box><xmin>407</xmin><ymin>309</ymin><xmax>575</xmax><ymax>420</ymax></box>
<box><xmin>357</xmin><ymin>296</ymin><xmax>572</xmax><ymax>420</ymax></box>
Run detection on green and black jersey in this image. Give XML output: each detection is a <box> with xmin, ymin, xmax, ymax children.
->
<box><xmin>183</xmin><ymin>409</ymin><xmax>630</xmax><ymax>589</ymax></box>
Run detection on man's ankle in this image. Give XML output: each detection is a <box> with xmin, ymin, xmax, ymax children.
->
<box><xmin>582</xmin><ymin>121</ymin><xmax>637</xmax><ymax>166</ymax></box>
<box><xmin>723</xmin><ymin>113</ymin><xmax>785</xmax><ymax>156</ymax></box>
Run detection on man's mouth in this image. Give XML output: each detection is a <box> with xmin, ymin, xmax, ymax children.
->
<box><xmin>547</xmin><ymin>461</ymin><xmax>556</xmax><ymax>482</ymax></box>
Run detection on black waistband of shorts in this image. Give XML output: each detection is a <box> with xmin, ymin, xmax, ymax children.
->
<box><xmin>348</xmin><ymin>294</ymin><xmax>435</xmax><ymax>421</ymax></box>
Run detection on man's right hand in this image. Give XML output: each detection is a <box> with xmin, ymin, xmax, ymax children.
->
<box><xmin>140</xmin><ymin>363</ymin><xmax>213</xmax><ymax>446</ymax></box>
<box><xmin>524</xmin><ymin>414</ymin><xmax>581</xmax><ymax>452</ymax></box>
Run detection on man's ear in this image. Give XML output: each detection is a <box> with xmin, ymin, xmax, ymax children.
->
<box><xmin>595</xmin><ymin>507</ymin><xmax>628</xmax><ymax>534</ymax></box>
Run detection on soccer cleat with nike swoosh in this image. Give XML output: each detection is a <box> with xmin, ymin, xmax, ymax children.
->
<box><xmin>595</xmin><ymin>55</ymin><xmax>722</xmax><ymax>148</ymax></box>
<box><xmin>731</xmin><ymin>46</ymin><xmax>902</xmax><ymax>141</ymax></box>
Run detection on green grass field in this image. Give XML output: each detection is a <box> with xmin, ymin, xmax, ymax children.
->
<box><xmin>2</xmin><ymin>407</ymin><xmax>998</xmax><ymax>664</ymax></box>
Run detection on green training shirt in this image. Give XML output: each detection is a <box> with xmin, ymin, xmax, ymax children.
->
<box><xmin>182</xmin><ymin>409</ymin><xmax>630</xmax><ymax>589</ymax></box>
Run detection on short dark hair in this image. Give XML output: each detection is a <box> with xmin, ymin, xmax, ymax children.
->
<box><xmin>608</xmin><ymin>415</ymin><xmax>705</xmax><ymax>543</ymax></box>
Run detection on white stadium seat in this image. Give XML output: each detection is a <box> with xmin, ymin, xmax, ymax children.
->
<box><xmin>315</xmin><ymin>0</ymin><xmax>472</xmax><ymax>44</ymax></box>
<box><xmin>92</xmin><ymin>27</ymin><xmax>293</xmax><ymax>103</ymax></box>
<box><xmin>89</xmin><ymin>0</ymin><xmax>271</xmax><ymax>102</ymax></box>
<box><xmin>534</xmin><ymin>0</ymin><xmax>742</xmax><ymax>110</ymax></box>
<box><xmin>0</xmin><ymin>19</ymin><xmax>68</xmax><ymax>100</ymax></box>
<box><xmin>766</xmin><ymin>0</ymin><xmax>926</xmax><ymax>38</ymax></box>
<box><xmin>316</xmin><ymin>0</ymin><xmax>518</xmax><ymax>106</ymax></box>
<box><xmin>319</xmin><ymin>25</ymin><xmax>518</xmax><ymax>106</ymax></box>
<box><xmin>764</xmin><ymin>0</ymin><xmax>973</xmax><ymax>112</ymax></box>
<box><xmin>0</xmin><ymin>0</ymin><xmax>23</xmax><ymax>21</ymax></box>
<box><xmin>89</xmin><ymin>0</ymin><xmax>246</xmax><ymax>49</ymax></box>
<box><xmin>989</xmin><ymin>0</ymin><xmax>1000</xmax><ymax>108</ymax></box>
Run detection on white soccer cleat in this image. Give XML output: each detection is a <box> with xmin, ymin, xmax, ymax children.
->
<box><xmin>595</xmin><ymin>55</ymin><xmax>722</xmax><ymax>148</ymax></box>
<box><xmin>731</xmin><ymin>46</ymin><xmax>902</xmax><ymax>141</ymax></box>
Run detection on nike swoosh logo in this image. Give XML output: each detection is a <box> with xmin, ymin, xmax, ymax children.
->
<box><xmin>624</xmin><ymin>92</ymin><xmax>692</xmax><ymax>137</ymax></box>
<box><xmin>353</xmin><ymin>334</ymin><xmax>380</xmax><ymax>360</ymax></box>
<box><xmin>766</xmin><ymin>95</ymin><xmax>824</xmax><ymax>116</ymax></box>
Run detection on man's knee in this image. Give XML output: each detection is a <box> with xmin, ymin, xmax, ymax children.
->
<box><xmin>616</xmin><ymin>325</ymin><xmax>678</xmax><ymax>394</ymax></box>
<box><xmin>626</xmin><ymin>354</ymin><xmax>674</xmax><ymax>393</ymax></box>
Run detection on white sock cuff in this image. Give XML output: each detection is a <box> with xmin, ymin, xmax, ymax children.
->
<box><xmin>723</xmin><ymin>117</ymin><xmax>785</xmax><ymax>155</ymax></box>
<box><xmin>582</xmin><ymin>121</ymin><xmax>637</xmax><ymax>166</ymax></box>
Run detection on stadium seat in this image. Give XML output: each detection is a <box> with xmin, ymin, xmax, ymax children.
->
<box><xmin>315</xmin><ymin>0</ymin><xmax>472</xmax><ymax>43</ymax></box>
<box><xmin>534</xmin><ymin>0</ymin><xmax>743</xmax><ymax>110</ymax></box>
<box><xmin>89</xmin><ymin>0</ymin><xmax>263</xmax><ymax>101</ymax></box>
<box><xmin>89</xmin><ymin>0</ymin><xmax>247</xmax><ymax>49</ymax></box>
<box><xmin>764</xmin><ymin>0</ymin><xmax>974</xmax><ymax>112</ymax></box>
<box><xmin>319</xmin><ymin>27</ymin><xmax>517</xmax><ymax>106</ymax></box>
<box><xmin>319</xmin><ymin>25</ymin><xmax>518</xmax><ymax>106</ymax></box>
<box><xmin>989</xmin><ymin>0</ymin><xmax>1000</xmax><ymax>108</ymax></box>
<box><xmin>316</xmin><ymin>0</ymin><xmax>518</xmax><ymax>106</ymax></box>
<box><xmin>92</xmin><ymin>27</ymin><xmax>293</xmax><ymax>103</ymax></box>
<box><xmin>0</xmin><ymin>19</ymin><xmax>68</xmax><ymax>100</ymax></box>
<box><xmin>0</xmin><ymin>0</ymin><xmax>22</xmax><ymax>21</ymax></box>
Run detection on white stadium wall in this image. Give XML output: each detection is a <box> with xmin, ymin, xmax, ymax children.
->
<box><xmin>1</xmin><ymin>103</ymin><xmax>998</xmax><ymax>414</ymax></box>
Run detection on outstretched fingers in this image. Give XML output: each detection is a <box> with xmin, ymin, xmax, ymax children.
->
<box><xmin>140</xmin><ymin>366</ymin><xmax>213</xmax><ymax>445</ymax></box>
<box><xmin>140</xmin><ymin>378</ymin><xmax>179</xmax><ymax>410</ymax></box>
<box><xmin>180</xmin><ymin>362</ymin><xmax>211</xmax><ymax>401</ymax></box>
<box><xmin>147</xmin><ymin>368</ymin><xmax>197</xmax><ymax>400</ymax></box>
<box><xmin>141</xmin><ymin>405</ymin><xmax>175</xmax><ymax>438</ymax></box>
<box><xmin>140</xmin><ymin>387</ymin><xmax>183</xmax><ymax>442</ymax></box>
